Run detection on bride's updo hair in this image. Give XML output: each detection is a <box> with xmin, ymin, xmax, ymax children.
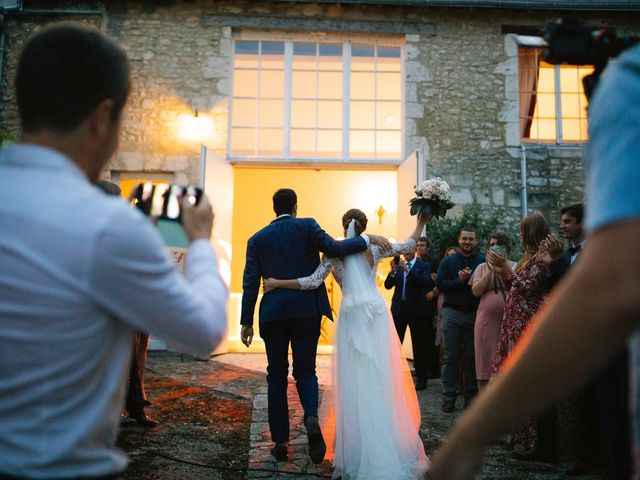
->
<box><xmin>342</xmin><ymin>208</ymin><xmax>368</xmax><ymax>236</ymax></box>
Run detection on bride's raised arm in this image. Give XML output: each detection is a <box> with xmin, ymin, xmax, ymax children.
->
<box><xmin>263</xmin><ymin>256</ymin><xmax>341</xmax><ymax>293</ymax></box>
<box><xmin>373</xmin><ymin>213</ymin><xmax>431</xmax><ymax>261</ymax></box>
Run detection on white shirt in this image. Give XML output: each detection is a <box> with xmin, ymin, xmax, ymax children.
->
<box><xmin>402</xmin><ymin>258</ymin><xmax>416</xmax><ymax>301</ymax></box>
<box><xmin>0</xmin><ymin>144</ymin><xmax>228</xmax><ymax>478</ymax></box>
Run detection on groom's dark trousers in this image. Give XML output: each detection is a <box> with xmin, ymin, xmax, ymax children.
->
<box><xmin>240</xmin><ymin>215</ymin><xmax>368</xmax><ymax>445</ymax></box>
<box><xmin>260</xmin><ymin>316</ymin><xmax>321</xmax><ymax>444</ymax></box>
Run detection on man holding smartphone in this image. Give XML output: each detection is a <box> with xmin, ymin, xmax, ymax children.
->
<box><xmin>0</xmin><ymin>24</ymin><xmax>228</xmax><ymax>479</ymax></box>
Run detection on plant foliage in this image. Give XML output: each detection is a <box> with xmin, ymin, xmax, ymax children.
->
<box><xmin>426</xmin><ymin>203</ymin><xmax>521</xmax><ymax>260</ymax></box>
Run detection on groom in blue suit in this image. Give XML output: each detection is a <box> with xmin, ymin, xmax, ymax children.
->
<box><xmin>240</xmin><ymin>189</ymin><xmax>388</xmax><ymax>464</ymax></box>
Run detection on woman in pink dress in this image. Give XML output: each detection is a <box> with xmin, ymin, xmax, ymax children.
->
<box><xmin>469</xmin><ymin>233</ymin><xmax>514</xmax><ymax>393</ymax></box>
<box><xmin>490</xmin><ymin>213</ymin><xmax>557</xmax><ymax>452</ymax></box>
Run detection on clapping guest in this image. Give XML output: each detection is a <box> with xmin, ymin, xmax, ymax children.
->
<box><xmin>469</xmin><ymin>233</ymin><xmax>514</xmax><ymax>393</ymax></box>
<box><xmin>489</xmin><ymin>213</ymin><xmax>561</xmax><ymax>455</ymax></box>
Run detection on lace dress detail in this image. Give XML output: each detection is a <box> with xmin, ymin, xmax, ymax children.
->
<box><xmin>297</xmin><ymin>238</ymin><xmax>417</xmax><ymax>290</ymax></box>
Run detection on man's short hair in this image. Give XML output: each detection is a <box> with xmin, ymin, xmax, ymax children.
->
<box><xmin>273</xmin><ymin>188</ymin><xmax>297</xmax><ymax>216</ymax></box>
<box><xmin>560</xmin><ymin>203</ymin><xmax>584</xmax><ymax>224</ymax></box>
<box><xmin>96</xmin><ymin>180</ymin><xmax>122</xmax><ymax>197</ymax></box>
<box><xmin>417</xmin><ymin>236</ymin><xmax>431</xmax><ymax>247</ymax></box>
<box><xmin>458</xmin><ymin>225</ymin><xmax>477</xmax><ymax>238</ymax></box>
<box><xmin>16</xmin><ymin>23</ymin><xmax>130</xmax><ymax>134</ymax></box>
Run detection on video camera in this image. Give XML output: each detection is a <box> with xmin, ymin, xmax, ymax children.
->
<box><xmin>523</xmin><ymin>18</ymin><xmax>639</xmax><ymax>98</ymax></box>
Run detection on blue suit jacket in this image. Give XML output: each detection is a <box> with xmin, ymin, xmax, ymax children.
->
<box><xmin>240</xmin><ymin>216</ymin><xmax>368</xmax><ymax>326</ymax></box>
<box><xmin>384</xmin><ymin>258</ymin><xmax>435</xmax><ymax>319</ymax></box>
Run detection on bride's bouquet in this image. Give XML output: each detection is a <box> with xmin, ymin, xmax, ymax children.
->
<box><xmin>409</xmin><ymin>177</ymin><xmax>455</xmax><ymax>218</ymax></box>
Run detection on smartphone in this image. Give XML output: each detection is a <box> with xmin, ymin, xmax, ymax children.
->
<box><xmin>393</xmin><ymin>255</ymin><xmax>401</xmax><ymax>264</ymax></box>
<box><xmin>132</xmin><ymin>182</ymin><xmax>203</xmax><ymax>223</ymax></box>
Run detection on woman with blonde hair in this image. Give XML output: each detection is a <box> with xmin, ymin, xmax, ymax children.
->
<box><xmin>489</xmin><ymin>212</ymin><xmax>558</xmax><ymax>452</ymax></box>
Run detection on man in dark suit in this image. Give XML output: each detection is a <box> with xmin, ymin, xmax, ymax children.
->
<box><xmin>384</xmin><ymin>246</ymin><xmax>436</xmax><ymax>390</ymax></box>
<box><xmin>240</xmin><ymin>188</ymin><xmax>389</xmax><ymax>464</ymax></box>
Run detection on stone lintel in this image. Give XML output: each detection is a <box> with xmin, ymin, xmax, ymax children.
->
<box><xmin>201</xmin><ymin>14</ymin><xmax>437</xmax><ymax>36</ymax></box>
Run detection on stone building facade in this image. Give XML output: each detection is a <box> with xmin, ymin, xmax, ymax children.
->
<box><xmin>1</xmin><ymin>1</ymin><xmax>639</xmax><ymax>229</ymax></box>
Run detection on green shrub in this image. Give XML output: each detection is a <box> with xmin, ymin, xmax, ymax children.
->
<box><xmin>0</xmin><ymin>131</ymin><xmax>15</xmax><ymax>146</ymax></box>
<box><xmin>426</xmin><ymin>203</ymin><xmax>521</xmax><ymax>260</ymax></box>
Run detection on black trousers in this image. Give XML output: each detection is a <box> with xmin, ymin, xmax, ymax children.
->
<box><xmin>125</xmin><ymin>332</ymin><xmax>147</xmax><ymax>416</ymax></box>
<box><xmin>260</xmin><ymin>316</ymin><xmax>321</xmax><ymax>445</ymax></box>
<box><xmin>393</xmin><ymin>303</ymin><xmax>435</xmax><ymax>380</ymax></box>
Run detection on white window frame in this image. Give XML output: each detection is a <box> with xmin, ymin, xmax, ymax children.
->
<box><xmin>516</xmin><ymin>40</ymin><xmax>591</xmax><ymax>145</ymax></box>
<box><xmin>227</xmin><ymin>32</ymin><xmax>406</xmax><ymax>164</ymax></box>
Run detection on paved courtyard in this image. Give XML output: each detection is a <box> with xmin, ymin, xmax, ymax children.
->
<box><xmin>119</xmin><ymin>352</ymin><xmax>610</xmax><ymax>479</ymax></box>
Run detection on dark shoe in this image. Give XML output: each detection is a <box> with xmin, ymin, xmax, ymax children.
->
<box><xmin>271</xmin><ymin>443</ymin><xmax>288</xmax><ymax>462</ymax></box>
<box><xmin>305</xmin><ymin>416</ymin><xmax>326</xmax><ymax>464</ymax></box>
<box><xmin>120</xmin><ymin>416</ymin><xmax>137</xmax><ymax>428</ymax></box>
<box><xmin>441</xmin><ymin>400</ymin><xmax>455</xmax><ymax>413</ymax></box>
<box><xmin>129</xmin><ymin>411</ymin><xmax>159</xmax><ymax>428</ymax></box>
<box><xmin>415</xmin><ymin>378</ymin><xmax>427</xmax><ymax>390</ymax></box>
<box><xmin>512</xmin><ymin>447</ymin><xmax>557</xmax><ymax>463</ymax></box>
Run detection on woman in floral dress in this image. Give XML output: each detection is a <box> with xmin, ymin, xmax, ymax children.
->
<box><xmin>489</xmin><ymin>213</ymin><xmax>556</xmax><ymax>451</ymax></box>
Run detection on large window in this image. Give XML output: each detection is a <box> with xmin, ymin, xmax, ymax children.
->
<box><xmin>230</xmin><ymin>37</ymin><xmax>403</xmax><ymax>161</ymax></box>
<box><xmin>519</xmin><ymin>47</ymin><xmax>593</xmax><ymax>143</ymax></box>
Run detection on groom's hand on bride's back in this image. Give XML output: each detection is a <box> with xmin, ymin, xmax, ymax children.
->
<box><xmin>368</xmin><ymin>234</ymin><xmax>392</xmax><ymax>253</ymax></box>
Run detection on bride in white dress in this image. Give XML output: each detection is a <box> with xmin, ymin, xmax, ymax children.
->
<box><xmin>264</xmin><ymin>209</ymin><xmax>430</xmax><ymax>479</ymax></box>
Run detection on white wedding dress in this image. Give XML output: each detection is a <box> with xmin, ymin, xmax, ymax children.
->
<box><xmin>297</xmin><ymin>222</ymin><xmax>430</xmax><ymax>479</ymax></box>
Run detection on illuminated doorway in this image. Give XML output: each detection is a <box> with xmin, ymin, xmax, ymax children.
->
<box><xmin>226</xmin><ymin>165</ymin><xmax>399</xmax><ymax>352</ymax></box>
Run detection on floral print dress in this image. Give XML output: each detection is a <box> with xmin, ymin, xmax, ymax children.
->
<box><xmin>492</xmin><ymin>256</ymin><xmax>550</xmax><ymax>451</ymax></box>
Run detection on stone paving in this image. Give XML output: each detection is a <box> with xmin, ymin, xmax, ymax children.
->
<box><xmin>121</xmin><ymin>351</ymin><xmax>611</xmax><ymax>479</ymax></box>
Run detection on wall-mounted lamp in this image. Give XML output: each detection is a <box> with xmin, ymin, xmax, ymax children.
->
<box><xmin>177</xmin><ymin>108</ymin><xmax>213</xmax><ymax>144</ymax></box>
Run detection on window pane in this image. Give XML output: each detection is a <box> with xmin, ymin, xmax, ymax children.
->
<box><xmin>377</xmin><ymin>72</ymin><xmax>401</xmax><ymax>100</ymax></box>
<box><xmin>377</xmin><ymin>45</ymin><xmax>401</xmax><ymax>72</ymax></box>
<box><xmin>233</xmin><ymin>70</ymin><xmax>258</xmax><ymax>97</ymax></box>
<box><xmin>317</xmin><ymin>130</ymin><xmax>342</xmax><ymax>158</ymax></box>
<box><xmin>260</xmin><ymin>70</ymin><xmax>284</xmax><ymax>98</ymax></box>
<box><xmin>536</xmin><ymin>93</ymin><xmax>556</xmax><ymax>118</ymax></box>
<box><xmin>291</xmin><ymin>100</ymin><xmax>316</xmax><ymax>128</ymax></box>
<box><xmin>293</xmin><ymin>42</ymin><xmax>316</xmax><ymax>70</ymax></box>
<box><xmin>531</xmin><ymin>118</ymin><xmax>556</xmax><ymax>141</ymax></box>
<box><xmin>318</xmin><ymin>71</ymin><xmax>342</xmax><ymax>99</ymax></box>
<box><xmin>261</xmin><ymin>42</ymin><xmax>285</xmax><ymax>69</ymax></box>
<box><xmin>230</xmin><ymin>127</ymin><xmax>255</xmax><ymax>156</ymax></box>
<box><xmin>376</xmin><ymin>130</ymin><xmax>402</xmax><ymax>159</ymax></box>
<box><xmin>235</xmin><ymin>41</ymin><xmax>259</xmax><ymax>68</ymax></box>
<box><xmin>537</xmin><ymin>65</ymin><xmax>556</xmax><ymax>93</ymax></box>
<box><xmin>561</xmin><ymin>93</ymin><xmax>582</xmax><ymax>120</ymax></box>
<box><xmin>350</xmin><ymin>72</ymin><xmax>375</xmax><ymax>99</ymax></box>
<box><xmin>258</xmin><ymin>128</ymin><xmax>283</xmax><ymax>156</ymax></box>
<box><xmin>259</xmin><ymin>99</ymin><xmax>284</xmax><ymax>127</ymax></box>
<box><xmin>350</xmin><ymin>101</ymin><xmax>375</xmax><ymax>129</ymax></box>
<box><xmin>349</xmin><ymin>130</ymin><xmax>375</xmax><ymax>158</ymax></box>
<box><xmin>376</xmin><ymin>101</ymin><xmax>401</xmax><ymax>130</ymax></box>
<box><xmin>559</xmin><ymin>66</ymin><xmax>580</xmax><ymax>93</ymax></box>
<box><xmin>562</xmin><ymin>119</ymin><xmax>583</xmax><ymax>142</ymax></box>
<box><xmin>318</xmin><ymin>43</ymin><xmax>342</xmax><ymax>70</ymax></box>
<box><xmin>290</xmin><ymin>129</ymin><xmax>316</xmax><ymax>157</ymax></box>
<box><xmin>231</xmin><ymin>98</ymin><xmax>256</xmax><ymax>126</ymax></box>
<box><xmin>318</xmin><ymin>101</ymin><xmax>342</xmax><ymax>129</ymax></box>
<box><xmin>292</xmin><ymin>71</ymin><xmax>317</xmax><ymax>98</ymax></box>
<box><xmin>351</xmin><ymin>44</ymin><xmax>375</xmax><ymax>71</ymax></box>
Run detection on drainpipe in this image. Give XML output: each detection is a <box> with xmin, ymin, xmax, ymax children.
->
<box><xmin>520</xmin><ymin>144</ymin><xmax>528</xmax><ymax>219</ymax></box>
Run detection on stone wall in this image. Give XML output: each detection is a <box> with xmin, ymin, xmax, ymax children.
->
<box><xmin>1</xmin><ymin>1</ymin><xmax>638</xmax><ymax>232</ymax></box>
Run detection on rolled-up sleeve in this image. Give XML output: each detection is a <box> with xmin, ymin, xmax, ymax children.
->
<box><xmin>88</xmin><ymin>212</ymin><xmax>228</xmax><ymax>357</ymax></box>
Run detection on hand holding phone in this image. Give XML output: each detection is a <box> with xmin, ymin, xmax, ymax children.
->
<box><xmin>181</xmin><ymin>193</ymin><xmax>213</xmax><ymax>242</ymax></box>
